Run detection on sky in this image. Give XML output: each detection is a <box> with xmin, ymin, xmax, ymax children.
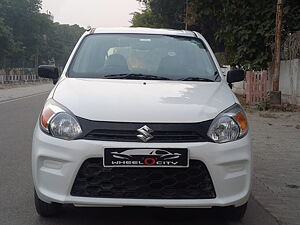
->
<box><xmin>41</xmin><ymin>0</ymin><xmax>142</xmax><ymax>28</ymax></box>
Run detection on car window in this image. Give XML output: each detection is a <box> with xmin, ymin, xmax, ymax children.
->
<box><xmin>155</xmin><ymin>150</ymin><xmax>169</xmax><ymax>155</ymax></box>
<box><xmin>68</xmin><ymin>34</ymin><xmax>219</xmax><ymax>81</ymax></box>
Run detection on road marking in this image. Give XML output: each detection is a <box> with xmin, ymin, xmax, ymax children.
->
<box><xmin>0</xmin><ymin>91</ymin><xmax>49</xmax><ymax>105</ymax></box>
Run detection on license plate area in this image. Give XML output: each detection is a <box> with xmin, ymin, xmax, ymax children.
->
<box><xmin>103</xmin><ymin>148</ymin><xmax>189</xmax><ymax>168</ymax></box>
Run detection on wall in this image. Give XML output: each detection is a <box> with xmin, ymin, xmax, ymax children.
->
<box><xmin>0</xmin><ymin>68</ymin><xmax>48</xmax><ymax>85</ymax></box>
<box><xmin>231</xmin><ymin>59</ymin><xmax>300</xmax><ymax>105</ymax></box>
<box><xmin>279</xmin><ymin>59</ymin><xmax>300</xmax><ymax>104</ymax></box>
<box><xmin>232</xmin><ymin>80</ymin><xmax>246</xmax><ymax>95</ymax></box>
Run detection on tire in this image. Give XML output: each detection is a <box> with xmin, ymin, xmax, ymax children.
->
<box><xmin>220</xmin><ymin>202</ymin><xmax>248</xmax><ymax>221</ymax></box>
<box><xmin>34</xmin><ymin>190</ymin><xmax>62</xmax><ymax>217</ymax></box>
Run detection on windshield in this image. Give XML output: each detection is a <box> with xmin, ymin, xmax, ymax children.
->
<box><xmin>68</xmin><ymin>34</ymin><xmax>220</xmax><ymax>81</ymax></box>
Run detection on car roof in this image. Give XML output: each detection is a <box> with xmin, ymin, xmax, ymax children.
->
<box><xmin>92</xmin><ymin>27</ymin><xmax>197</xmax><ymax>38</ymax></box>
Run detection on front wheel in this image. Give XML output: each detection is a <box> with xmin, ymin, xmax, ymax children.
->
<box><xmin>221</xmin><ymin>202</ymin><xmax>248</xmax><ymax>221</ymax></box>
<box><xmin>34</xmin><ymin>190</ymin><xmax>62</xmax><ymax>217</ymax></box>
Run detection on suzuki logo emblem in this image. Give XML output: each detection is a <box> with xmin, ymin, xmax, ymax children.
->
<box><xmin>137</xmin><ymin>125</ymin><xmax>154</xmax><ymax>142</ymax></box>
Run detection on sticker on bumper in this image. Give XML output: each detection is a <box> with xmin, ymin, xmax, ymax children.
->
<box><xmin>103</xmin><ymin>148</ymin><xmax>189</xmax><ymax>167</ymax></box>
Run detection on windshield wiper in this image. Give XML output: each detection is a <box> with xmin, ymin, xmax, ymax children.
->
<box><xmin>104</xmin><ymin>74</ymin><xmax>171</xmax><ymax>80</ymax></box>
<box><xmin>178</xmin><ymin>77</ymin><xmax>215</xmax><ymax>82</ymax></box>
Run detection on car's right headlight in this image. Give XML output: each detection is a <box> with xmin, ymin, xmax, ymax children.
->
<box><xmin>40</xmin><ymin>99</ymin><xmax>82</xmax><ymax>140</ymax></box>
<box><xmin>207</xmin><ymin>104</ymin><xmax>248</xmax><ymax>143</ymax></box>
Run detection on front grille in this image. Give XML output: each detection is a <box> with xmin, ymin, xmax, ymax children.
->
<box><xmin>77</xmin><ymin>117</ymin><xmax>213</xmax><ymax>143</ymax></box>
<box><xmin>71</xmin><ymin>158</ymin><xmax>216</xmax><ymax>199</ymax></box>
<box><xmin>85</xmin><ymin>130</ymin><xmax>205</xmax><ymax>142</ymax></box>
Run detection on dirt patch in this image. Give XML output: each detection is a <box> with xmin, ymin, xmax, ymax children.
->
<box><xmin>259</xmin><ymin>112</ymin><xmax>279</xmax><ymax>119</ymax></box>
<box><xmin>236</xmin><ymin>94</ymin><xmax>300</xmax><ymax>112</ymax></box>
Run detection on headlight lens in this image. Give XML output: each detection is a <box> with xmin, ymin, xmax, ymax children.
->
<box><xmin>207</xmin><ymin>104</ymin><xmax>248</xmax><ymax>143</ymax></box>
<box><xmin>49</xmin><ymin>112</ymin><xmax>82</xmax><ymax>140</ymax></box>
<box><xmin>40</xmin><ymin>99</ymin><xmax>82</xmax><ymax>140</ymax></box>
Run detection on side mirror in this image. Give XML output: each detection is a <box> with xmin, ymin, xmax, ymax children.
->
<box><xmin>38</xmin><ymin>65</ymin><xmax>59</xmax><ymax>84</ymax></box>
<box><xmin>227</xmin><ymin>69</ymin><xmax>245</xmax><ymax>84</ymax></box>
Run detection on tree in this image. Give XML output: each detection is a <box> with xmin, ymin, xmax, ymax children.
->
<box><xmin>131</xmin><ymin>9</ymin><xmax>164</xmax><ymax>28</ymax></box>
<box><xmin>185</xmin><ymin>0</ymin><xmax>224</xmax><ymax>51</ymax></box>
<box><xmin>0</xmin><ymin>17</ymin><xmax>23</xmax><ymax>68</ymax></box>
<box><xmin>131</xmin><ymin>0</ymin><xmax>224</xmax><ymax>51</ymax></box>
<box><xmin>46</xmin><ymin>23</ymin><xmax>85</xmax><ymax>67</ymax></box>
<box><xmin>0</xmin><ymin>0</ymin><xmax>85</xmax><ymax>69</ymax></box>
<box><xmin>131</xmin><ymin>0</ymin><xmax>300</xmax><ymax>69</ymax></box>
<box><xmin>217</xmin><ymin>0</ymin><xmax>299</xmax><ymax>69</ymax></box>
<box><xmin>132</xmin><ymin>0</ymin><xmax>187</xmax><ymax>29</ymax></box>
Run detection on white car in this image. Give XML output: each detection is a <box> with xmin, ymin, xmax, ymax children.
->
<box><xmin>32</xmin><ymin>27</ymin><xmax>251</xmax><ymax>220</ymax></box>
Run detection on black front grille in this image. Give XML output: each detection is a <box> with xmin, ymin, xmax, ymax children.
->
<box><xmin>85</xmin><ymin>130</ymin><xmax>205</xmax><ymax>142</ymax></box>
<box><xmin>71</xmin><ymin>158</ymin><xmax>216</xmax><ymax>199</ymax></box>
<box><xmin>77</xmin><ymin>117</ymin><xmax>213</xmax><ymax>143</ymax></box>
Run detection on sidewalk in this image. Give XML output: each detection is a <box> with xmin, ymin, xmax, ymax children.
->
<box><xmin>0</xmin><ymin>83</ymin><xmax>53</xmax><ymax>102</ymax></box>
<box><xmin>248</xmin><ymin>111</ymin><xmax>300</xmax><ymax>225</ymax></box>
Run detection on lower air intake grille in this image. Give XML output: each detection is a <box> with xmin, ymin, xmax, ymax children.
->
<box><xmin>71</xmin><ymin>158</ymin><xmax>216</xmax><ymax>199</ymax></box>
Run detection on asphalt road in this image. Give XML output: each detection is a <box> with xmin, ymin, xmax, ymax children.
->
<box><xmin>0</xmin><ymin>92</ymin><xmax>279</xmax><ymax>225</ymax></box>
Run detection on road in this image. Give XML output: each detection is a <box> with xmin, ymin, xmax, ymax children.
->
<box><xmin>0</xmin><ymin>92</ymin><xmax>279</xmax><ymax>225</ymax></box>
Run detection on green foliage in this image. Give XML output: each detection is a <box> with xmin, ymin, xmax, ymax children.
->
<box><xmin>216</xmin><ymin>0</ymin><xmax>277</xmax><ymax>69</ymax></box>
<box><xmin>0</xmin><ymin>0</ymin><xmax>85</xmax><ymax>69</ymax></box>
<box><xmin>132</xmin><ymin>0</ymin><xmax>187</xmax><ymax>29</ymax></box>
<box><xmin>217</xmin><ymin>0</ymin><xmax>299</xmax><ymax>69</ymax></box>
<box><xmin>0</xmin><ymin>18</ymin><xmax>21</xmax><ymax>58</ymax></box>
<box><xmin>131</xmin><ymin>0</ymin><xmax>224</xmax><ymax>51</ymax></box>
<box><xmin>45</xmin><ymin>23</ymin><xmax>85</xmax><ymax>67</ymax></box>
<box><xmin>188</xmin><ymin>0</ymin><xmax>224</xmax><ymax>51</ymax></box>
<box><xmin>131</xmin><ymin>9</ymin><xmax>164</xmax><ymax>28</ymax></box>
<box><xmin>131</xmin><ymin>0</ymin><xmax>300</xmax><ymax>69</ymax></box>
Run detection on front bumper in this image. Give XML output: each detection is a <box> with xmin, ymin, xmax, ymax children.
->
<box><xmin>32</xmin><ymin>123</ymin><xmax>252</xmax><ymax>208</ymax></box>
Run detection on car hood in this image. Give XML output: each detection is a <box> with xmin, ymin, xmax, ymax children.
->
<box><xmin>52</xmin><ymin>78</ymin><xmax>236</xmax><ymax>123</ymax></box>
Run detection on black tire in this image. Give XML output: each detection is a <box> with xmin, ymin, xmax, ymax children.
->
<box><xmin>34</xmin><ymin>191</ymin><xmax>62</xmax><ymax>217</ymax></box>
<box><xmin>220</xmin><ymin>202</ymin><xmax>248</xmax><ymax>221</ymax></box>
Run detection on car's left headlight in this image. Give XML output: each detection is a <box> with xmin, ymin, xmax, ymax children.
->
<box><xmin>207</xmin><ymin>104</ymin><xmax>248</xmax><ymax>143</ymax></box>
<box><xmin>40</xmin><ymin>99</ymin><xmax>82</xmax><ymax>140</ymax></box>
